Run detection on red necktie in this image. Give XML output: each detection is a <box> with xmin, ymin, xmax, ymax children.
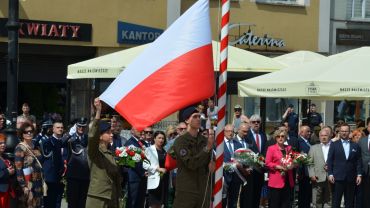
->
<box><xmin>256</xmin><ymin>133</ymin><xmax>260</xmax><ymax>152</ymax></box>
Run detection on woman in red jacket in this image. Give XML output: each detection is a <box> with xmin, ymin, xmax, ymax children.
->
<box><xmin>0</xmin><ymin>133</ymin><xmax>15</xmax><ymax>208</ymax></box>
<box><xmin>265</xmin><ymin>129</ymin><xmax>295</xmax><ymax>208</ymax></box>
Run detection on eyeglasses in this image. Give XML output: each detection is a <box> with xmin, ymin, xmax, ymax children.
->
<box><xmin>0</xmin><ymin>142</ymin><xmax>5</xmax><ymax>145</ymax></box>
<box><xmin>234</xmin><ymin>108</ymin><xmax>242</xmax><ymax>112</ymax></box>
<box><xmin>23</xmin><ymin>130</ymin><xmax>33</xmax><ymax>135</ymax></box>
<box><xmin>144</xmin><ymin>131</ymin><xmax>153</xmax><ymax>134</ymax></box>
<box><xmin>251</xmin><ymin>120</ymin><xmax>260</xmax><ymax>124</ymax></box>
<box><xmin>201</xmin><ymin>132</ymin><xmax>209</xmax><ymax>136</ymax></box>
<box><xmin>276</xmin><ymin>135</ymin><xmax>285</xmax><ymax>138</ymax></box>
<box><xmin>178</xmin><ymin>127</ymin><xmax>186</xmax><ymax>131</ymax></box>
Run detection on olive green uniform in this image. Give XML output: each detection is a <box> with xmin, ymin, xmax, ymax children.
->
<box><xmin>172</xmin><ymin>132</ymin><xmax>212</xmax><ymax>208</ymax></box>
<box><xmin>86</xmin><ymin>119</ymin><xmax>122</xmax><ymax>208</ymax></box>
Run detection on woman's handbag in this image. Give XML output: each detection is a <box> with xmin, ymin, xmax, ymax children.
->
<box><xmin>18</xmin><ymin>143</ymin><xmax>48</xmax><ymax>196</ymax></box>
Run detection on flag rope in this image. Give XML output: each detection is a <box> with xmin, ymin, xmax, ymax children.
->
<box><xmin>213</xmin><ymin>0</ymin><xmax>230</xmax><ymax>207</ymax></box>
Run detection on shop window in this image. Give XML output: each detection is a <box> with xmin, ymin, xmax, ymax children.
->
<box><xmin>352</xmin><ymin>0</ymin><xmax>370</xmax><ymax>19</ymax></box>
<box><xmin>334</xmin><ymin>100</ymin><xmax>365</xmax><ymax>124</ymax></box>
<box><xmin>253</xmin><ymin>0</ymin><xmax>309</xmax><ymax>7</ymax></box>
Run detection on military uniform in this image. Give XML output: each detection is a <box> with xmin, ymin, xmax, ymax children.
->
<box><xmin>66</xmin><ymin>132</ymin><xmax>90</xmax><ymax>208</ymax></box>
<box><xmin>172</xmin><ymin>132</ymin><xmax>212</xmax><ymax>208</ymax></box>
<box><xmin>86</xmin><ymin>119</ymin><xmax>122</xmax><ymax>208</ymax></box>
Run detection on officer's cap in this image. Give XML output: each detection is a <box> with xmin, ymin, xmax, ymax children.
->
<box><xmin>76</xmin><ymin>117</ymin><xmax>88</xmax><ymax>127</ymax></box>
<box><xmin>98</xmin><ymin>121</ymin><xmax>111</xmax><ymax>134</ymax></box>
<box><xmin>182</xmin><ymin>107</ymin><xmax>199</xmax><ymax>121</ymax></box>
<box><xmin>41</xmin><ymin>119</ymin><xmax>53</xmax><ymax>128</ymax></box>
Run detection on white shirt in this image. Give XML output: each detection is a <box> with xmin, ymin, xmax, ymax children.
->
<box><xmin>237</xmin><ymin>135</ymin><xmax>247</xmax><ymax>149</ymax></box>
<box><xmin>300</xmin><ymin>137</ymin><xmax>310</xmax><ymax>147</ymax></box>
<box><xmin>341</xmin><ymin>139</ymin><xmax>350</xmax><ymax>160</ymax></box>
<box><xmin>224</xmin><ymin>137</ymin><xmax>234</xmax><ymax>154</ymax></box>
<box><xmin>321</xmin><ymin>142</ymin><xmax>330</xmax><ymax>162</ymax></box>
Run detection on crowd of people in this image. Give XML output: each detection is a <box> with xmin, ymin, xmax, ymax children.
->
<box><xmin>0</xmin><ymin>100</ymin><xmax>369</xmax><ymax>208</ymax></box>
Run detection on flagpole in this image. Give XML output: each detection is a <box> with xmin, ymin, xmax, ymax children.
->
<box><xmin>214</xmin><ymin>0</ymin><xmax>230</xmax><ymax>207</ymax></box>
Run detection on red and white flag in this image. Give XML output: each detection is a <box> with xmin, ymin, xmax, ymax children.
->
<box><xmin>100</xmin><ymin>0</ymin><xmax>214</xmax><ymax>130</ymax></box>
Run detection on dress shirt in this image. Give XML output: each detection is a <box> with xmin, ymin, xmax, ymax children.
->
<box><xmin>341</xmin><ymin>139</ymin><xmax>350</xmax><ymax>160</ymax></box>
<box><xmin>368</xmin><ymin>135</ymin><xmax>370</xmax><ymax>152</ymax></box>
<box><xmin>237</xmin><ymin>135</ymin><xmax>247</xmax><ymax>149</ymax></box>
<box><xmin>252</xmin><ymin>131</ymin><xmax>261</xmax><ymax>152</ymax></box>
<box><xmin>224</xmin><ymin>138</ymin><xmax>234</xmax><ymax>154</ymax></box>
<box><xmin>321</xmin><ymin>142</ymin><xmax>330</xmax><ymax>162</ymax></box>
<box><xmin>284</xmin><ymin>136</ymin><xmax>290</xmax><ymax>146</ymax></box>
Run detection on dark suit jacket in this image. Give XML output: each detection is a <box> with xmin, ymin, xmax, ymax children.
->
<box><xmin>224</xmin><ymin>139</ymin><xmax>242</xmax><ymax>185</ymax></box>
<box><xmin>41</xmin><ymin>136</ymin><xmax>65</xmax><ymax>183</ymax></box>
<box><xmin>246</xmin><ymin>130</ymin><xmax>267</xmax><ymax>156</ymax></box>
<box><xmin>327</xmin><ymin>139</ymin><xmax>362</xmax><ymax>181</ymax></box>
<box><xmin>124</xmin><ymin>137</ymin><xmax>146</xmax><ymax>182</ymax></box>
<box><xmin>0</xmin><ymin>158</ymin><xmax>10</xmax><ymax>192</ymax></box>
<box><xmin>288</xmin><ymin>136</ymin><xmax>299</xmax><ymax>152</ymax></box>
<box><xmin>359</xmin><ymin>137</ymin><xmax>370</xmax><ymax>176</ymax></box>
<box><xmin>298</xmin><ymin>137</ymin><xmax>311</xmax><ymax>177</ymax></box>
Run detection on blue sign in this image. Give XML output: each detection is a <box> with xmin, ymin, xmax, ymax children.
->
<box><xmin>117</xmin><ymin>21</ymin><xmax>163</xmax><ymax>44</ymax></box>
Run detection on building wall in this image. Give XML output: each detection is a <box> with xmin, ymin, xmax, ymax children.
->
<box><xmin>182</xmin><ymin>0</ymin><xmax>320</xmax><ymax>52</ymax></box>
<box><xmin>0</xmin><ymin>0</ymin><xmax>167</xmax><ymax>48</ymax></box>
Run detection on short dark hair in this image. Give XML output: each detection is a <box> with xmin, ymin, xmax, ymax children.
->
<box><xmin>153</xmin><ymin>130</ymin><xmax>167</xmax><ymax>146</ymax></box>
<box><xmin>17</xmin><ymin>122</ymin><xmax>35</xmax><ymax>140</ymax></box>
<box><xmin>310</xmin><ymin>103</ymin><xmax>316</xmax><ymax>107</ymax></box>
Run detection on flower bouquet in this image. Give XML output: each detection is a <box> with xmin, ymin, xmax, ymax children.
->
<box><xmin>233</xmin><ymin>148</ymin><xmax>265</xmax><ymax>168</ymax></box>
<box><xmin>291</xmin><ymin>151</ymin><xmax>313</xmax><ymax>166</ymax></box>
<box><xmin>280</xmin><ymin>153</ymin><xmax>293</xmax><ymax>176</ymax></box>
<box><xmin>115</xmin><ymin>145</ymin><xmax>150</xmax><ymax>168</ymax></box>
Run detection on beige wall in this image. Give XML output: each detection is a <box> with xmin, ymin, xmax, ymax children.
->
<box><xmin>182</xmin><ymin>0</ymin><xmax>320</xmax><ymax>52</ymax></box>
<box><xmin>0</xmin><ymin>0</ymin><xmax>167</xmax><ymax>47</ymax></box>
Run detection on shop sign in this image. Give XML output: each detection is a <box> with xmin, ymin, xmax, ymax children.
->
<box><xmin>117</xmin><ymin>21</ymin><xmax>163</xmax><ymax>44</ymax></box>
<box><xmin>0</xmin><ymin>18</ymin><xmax>92</xmax><ymax>41</ymax></box>
<box><xmin>336</xmin><ymin>29</ymin><xmax>370</xmax><ymax>45</ymax></box>
<box><xmin>230</xmin><ymin>30</ymin><xmax>285</xmax><ymax>48</ymax></box>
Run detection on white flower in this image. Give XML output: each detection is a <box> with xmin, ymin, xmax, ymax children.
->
<box><xmin>133</xmin><ymin>154</ymin><xmax>142</xmax><ymax>162</ymax></box>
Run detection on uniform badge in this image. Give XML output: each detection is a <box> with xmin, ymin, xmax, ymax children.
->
<box><xmin>180</xmin><ymin>149</ymin><xmax>188</xmax><ymax>157</ymax></box>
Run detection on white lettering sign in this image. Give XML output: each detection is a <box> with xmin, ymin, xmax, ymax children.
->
<box><xmin>122</xmin><ymin>31</ymin><xmax>161</xmax><ymax>41</ymax></box>
<box><xmin>230</xmin><ymin>30</ymin><xmax>285</xmax><ymax>48</ymax></box>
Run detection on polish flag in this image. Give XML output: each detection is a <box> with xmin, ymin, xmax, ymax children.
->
<box><xmin>100</xmin><ymin>0</ymin><xmax>214</xmax><ymax>130</ymax></box>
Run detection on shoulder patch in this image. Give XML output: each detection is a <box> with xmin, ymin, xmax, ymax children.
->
<box><xmin>180</xmin><ymin>148</ymin><xmax>188</xmax><ymax>157</ymax></box>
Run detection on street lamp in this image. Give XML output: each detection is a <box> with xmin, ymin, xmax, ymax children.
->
<box><xmin>4</xmin><ymin>0</ymin><xmax>20</xmax><ymax>158</ymax></box>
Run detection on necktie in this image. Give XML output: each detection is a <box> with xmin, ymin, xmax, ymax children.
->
<box><xmin>256</xmin><ymin>133</ymin><xmax>260</xmax><ymax>152</ymax></box>
<box><xmin>228</xmin><ymin>141</ymin><xmax>233</xmax><ymax>155</ymax></box>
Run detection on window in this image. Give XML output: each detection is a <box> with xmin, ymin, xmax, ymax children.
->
<box><xmin>352</xmin><ymin>0</ymin><xmax>370</xmax><ymax>19</ymax></box>
<box><xmin>253</xmin><ymin>0</ymin><xmax>309</xmax><ymax>7</ymax></box>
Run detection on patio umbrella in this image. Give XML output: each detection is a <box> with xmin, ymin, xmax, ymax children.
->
<box><xmin>67</xmin><ymin>40</ymin><xmax>284</xmax><ymax>79</ymax></box>
<box><xmin>238</xmin><ymin>47</ymin><xmax>370</xmax><ymax>100</ymax></box>
<box><xmin>274</xmin><ymin>50</ymin><xmax>326</xmax><ymax>67</ymax></box>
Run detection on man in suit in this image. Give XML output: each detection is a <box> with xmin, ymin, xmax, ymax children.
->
<box><xmin>327</xmin><ymin>123</ymin><xmax>362</xmax><ymax>208</ymax></box>
<box><xmin>125</xmin><ymin>127</ymin><xmax>147</xmax><ymax>208</ymax></box>
<box><xmin>298</xmin><ymin>125</ymin><xmax>312</xmax><ymax>208</ymax></box>
<box><xmin>358</xmin><ymin>121</ymin><xmax>370</xmax><ymax>208</ymax></box>
<box><xmin>223</xmin><ymin>124</ymin><xmax>243</xmax><ymax>208</ymax></box>
<box><xmin>241</xmin><ymin>114</ymin><xmax>267</xmax><ymax>208</ymax></box>
<box><xmin>308</xmin><ymin>128</ymin><xmax>332</xmax><ymax>208</ymax></box>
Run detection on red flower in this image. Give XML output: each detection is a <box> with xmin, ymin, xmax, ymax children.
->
<box><xmin>115</xmin><ymin>149</ymin><xmax>122</xmax><ymax>157</ymax></box>
<box><xmin>128</xmin><ymin>151</ymin><xmax>135</xmax><ymax>157</ymax></box>
<box><xmin>141</xmin><ymin>153</ymin><xmax>146</xmax><ymax>159</ymax></box>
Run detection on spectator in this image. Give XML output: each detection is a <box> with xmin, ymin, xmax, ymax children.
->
<box><xmin>125</xmin><ymin>126</ymin><xmax>147</xmax><ymax>208</ymax></box>
<box><xmin>143</xmin><ymin>131</ymin><xmax>169</xmax><ymax>208</ymax></box>
<box><xmin>16</xmin><ymin>116</ymin><xmax>31</xmax><ymax>130</ymax></box>
<box><xmin>197</xmin><ymin>104</ymin><xmax>207</xmax><ymax>130</ymax></box>
<box><xmin>14</xmin><ymin>122</ymin><xmax>44</xmax><ymax>208</ymax></box>
<box><xmin>143</xmin><ymin>126</ymin><xmax>154</xmax><ymax>146</ymax></box>
<box><xmin>265</xmin><ymin>129</ymin><xmax>295</xmax><ymax>208</ymax></box>
<box><xmin>282</xmin><ymin>104</ymin><xmax>299</xmax><ymax>137</ymax></box>
<box><xmin>307</xmin><ymin>104</ymin><xmax>323</xmax><ymax>130</ymax></box>
<box><xmin>308</xmin><ymin>128</ymin><xmax>332</xmax><ymax>208</ymax></box>
<box><xmin>17</xmin><ymin>103</ymin><xmax>36</xmax><ymax>128</ymax></box>
<box><xmin>232</xmin><ymin>104</ymin><xmax>249</xmax><ymax>132</ymax></box>
<box><xmin>86</xmin><ymin>98</ymin><xmax>122</xmax><ymax>208</ymax></box>
<box><xmin>358</xmin><ymin>121</ymin><xmax>370</xmax><ymax>208</ymax></box>
<box><xmin>165</xmin><ymin>125</ymin><xmax>177</xmax><ymax>142</ymax></box>
<box><xmin>0</xmin><ymin>114</ymin><xmax>6</xmax><ymax>132</ymax></box>
<box><xmin>65</xmin><ymin>117</ymin><xmax>90</xmax><ymax>208</ymax></box>
<box><xmin>0</xmin><ymin>133</ymin><xmax>15</xmax><ymax>208</ymax></box>
<box><xmin>351</xmin><ymin>129</ymin><xmax>363</xmax><ymax>143</ymax></box>
<box><xmin>298</xmin><ymin>126</ymin><xmax>312</xmax><ymax>208</ymax></box>
<box><xmin>206</xmin><ymin>99</ymin><xmax>218</xmax><ymax>129</ymax></box>
<box><xmin>110</xmin><ymin>115</ymin><xmax>126</xmax><ymax>151</ymax></box>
